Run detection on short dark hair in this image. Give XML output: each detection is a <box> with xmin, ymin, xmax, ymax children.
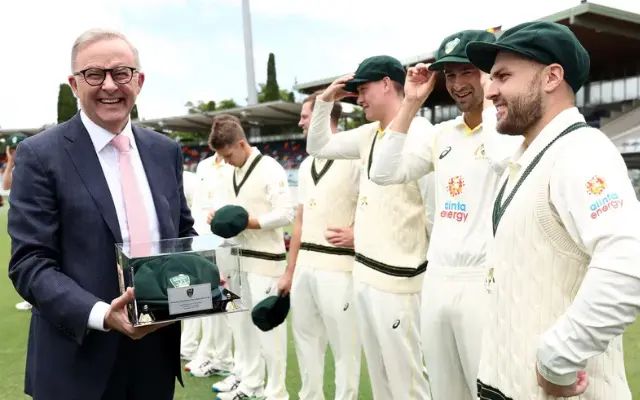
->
<box><xmin>304</xmin><ymin>91</ymin><xmax>342</xmax><ymax>126</ymax></box>
<box><xmin>208</xmin><ymin>114</ymin><xmax>245</xmax><ymax>150</ymax></box>
<box><xmin>391</xmin><ymin>80</ymin><xmax>404</xmax><ymax>97</ymax></box>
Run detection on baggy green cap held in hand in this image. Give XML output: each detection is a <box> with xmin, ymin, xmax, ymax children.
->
<box><xmin>251</xmin><ymin>294</ymin><xmax>290</xmax><ymax>332</ymax></box>
<box><xmin>210</xmin><ymin>205</ymin><xmax>249</xmax><ymax>238</ymax></box>
<box><xmin>465</xmin><ymin>21</ymin><xmax>590</xmax><ymax>92</ymax></box>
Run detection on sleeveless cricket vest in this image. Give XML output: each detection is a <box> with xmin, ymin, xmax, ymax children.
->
<box><xmin>354</xmin><ymin>128</ymin><xmax>429</xmax><ymax>294</ymax></box>
<box><xmin>477</xmin><ymin>126</ymin><xmax>630</xmax><ymax>400</ymax></box>
<box><xmin>231</xmin><ymin>154</ymin><xmax>287</xmax><ymax>277</ymax></box>
<box><xmin>298</xmin><ymin>156</ymin><xmax>359</xmax><ymax>271</ymax></box>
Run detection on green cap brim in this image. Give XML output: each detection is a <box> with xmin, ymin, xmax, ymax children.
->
<box><xmin>344</xmin><ymin>78</ymin><xmax>371</xmax><ymax>93</ymax></box>
<box><xmin>428</xmin><ymin>55</ymin><xmax>473</xmax><ymax>71</ymax></box>
<box><xmin>466</xmin><ymin>41</ymin><xmax>539</xmax><ymax>74</ymax></box>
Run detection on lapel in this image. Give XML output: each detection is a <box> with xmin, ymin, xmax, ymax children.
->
<box><xmin>62</xmin><ymin>114</ymin><xmax>122</xmax><ymax>243</ymax></box>
<box><xmin>133</xmin><ymin>125</ymin><xmax>173</xmax><ymax>239</ymax></box>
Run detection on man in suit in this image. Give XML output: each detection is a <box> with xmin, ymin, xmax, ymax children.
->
<box><xmin>7</xmin><ymin>29</ymin><xmax>195</xmax><ymax>400</ymax></box>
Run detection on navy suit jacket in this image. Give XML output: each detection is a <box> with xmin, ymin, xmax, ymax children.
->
<box><xmin>8</xmin><ymin>113</ymin><xmax>196</xmax><ymax>399</ymax></box>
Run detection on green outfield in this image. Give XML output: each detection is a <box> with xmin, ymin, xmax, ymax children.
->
<box><xmin>0</xmin><ymin>205</ymin><xmax>638</xmax><ymax>399</ymax></box>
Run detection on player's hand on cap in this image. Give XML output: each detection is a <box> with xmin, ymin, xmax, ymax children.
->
<box><xmin>536</xmin><ymin>367</ymin><xmax>589</xmax><ymax>396</ymax></box>
<box><xmin>104</xmin><ymin>287</ymin><xmax>172</xmax><ymax>340</ymax></box>
<box><xmin>325</xmin><ymin>226</ymin><xmax>354</xmax><ymax>248</ymax></box>
<box><xmin>404</xmin><ymin>63</ymin><xmax>437</xmax><ymax>103</ymax></box>
<box><xmin>319</xmin><ymin>74</ymin><xmax>357</xmax><ymax>102</ymax></box>
<box><xmin>277</xmin><ymin>271</ymin><xmax>293</xmax><ymax>296</ymax></box>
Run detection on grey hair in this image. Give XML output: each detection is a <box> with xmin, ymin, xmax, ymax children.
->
<box><xmin>71</xmin><ymin>29</ymin><xmax>141</xmax><ymax>72</ymax></box>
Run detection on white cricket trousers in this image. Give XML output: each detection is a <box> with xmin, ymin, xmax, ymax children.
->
<box><xmin>420</xmin><ymin>266</ymin><xmax>488</xmax><ymax>400</ymax></box>
<box><xmin>291</xmin><ymin>266</ymin><xmax>361</xmax><ymax>400</ymax></box>
<box><xmin>354</xmin><ymin>280</ymin><xmax>431</xmax><ymax>400</ymax></box>
<box><xmin>227</xmin><ymin>271</ymin><xmax>288</xmax><ymax>400</ymax></box>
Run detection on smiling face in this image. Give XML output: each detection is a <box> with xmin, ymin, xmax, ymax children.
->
<box><xmin>69</xmin><ymin>38</ymin><xmax>144</xmax><ymax>134</ymax></box>
<box><xmin>356</xmin><ymin>79</ymin><xmax>389</xmax><ymax>122</ymax></box>
<box><xmin>443</xmin><ymin>63</ymin><xmax>484</xmax><ymax>113</ymax></box>
<box><xmin>486</xmin><ymin>52</ymin><xmax>544</xmax><ymax>136</ymax></box>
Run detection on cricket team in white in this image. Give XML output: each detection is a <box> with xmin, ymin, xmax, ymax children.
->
<box><xmin>180</xmin><ymin>22</ymin><xmax>640</xmax><ymax>400</ymax></box>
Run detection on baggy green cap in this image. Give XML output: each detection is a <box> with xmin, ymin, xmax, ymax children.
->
<box><xmin>344</xmin><ymin>55</ymin><xmax>405</xmax><ymax>93</ymax></box>
<box><xmin>210</xmin><ymin>205</ymin><xmax>249</xmax><ymax>238</ymax></box>
<box><xmin>133</xmin><ymin>253</ymin><xmax>221</xmax><ymax>310</ymax></box>
<box><xmin>465</xmin><ymin>21</ymin><xmax>590</xmax><ymax>92</ymax></box>
<box><xmin>429</xmin><ymin>30</ymin><xmax>496</xmax><ymax>71</ymax></box>
<box><xmin>251</xmin><ymin>294</ymin><xmax>290</xmax><ymax>331</ymax></box>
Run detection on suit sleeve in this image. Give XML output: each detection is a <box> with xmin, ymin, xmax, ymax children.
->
<box><xmin>8</xmin><ymin>141</ymin><xmax>101</xmax><ymax>344</ymax></box>
<box><xmin>174</xmin><ymin>143</ymin><xmax>197</xmax><ymax>238</ymax></box>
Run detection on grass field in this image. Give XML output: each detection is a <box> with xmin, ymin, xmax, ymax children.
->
<box><xmin>0</xmin><ymin>204</ymin><xmax>638</xmax><ymax>399</ymax></box>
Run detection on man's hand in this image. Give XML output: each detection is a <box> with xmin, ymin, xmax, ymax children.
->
<box><xmin>325</xmin><ymin>226</ymin><xmax>354</xmax><ymax>248</ymax></box>
<box><xmin>5</xmin><ymin>147</ymin><xmax>15</xmax><ymax>165</ymax></box>
<box><xmin>104</xmin><ymin>287</ymin><xmax>171</xmax><ymax>340</ymax></box>
<box><xmin>404</xmin><ymin>63</ymin><xmax>437</xmax><ymax>103</ymax></box>
<box><xmin>206</xmin><ymin>209</ymin><xmax>216</xmax><ymax>225</ymax></box>
<box><xmin>319</xmin><ymin>74</ymin><xmax>358</xmax><ymax>102</ymax></box>
<box><xmin>536</xmin><ymin>367</ymin><xmax>589</xmax><ymax>396</ymax></box>
<box><xmin>277</xmin><ymin>271</ymin><xmax>293</xmax><ymax>296</ymax></box>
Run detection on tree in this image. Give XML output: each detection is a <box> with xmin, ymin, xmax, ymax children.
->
<box><xmin>57</xmin><ymin>83</ymin><xmax>77</xmax><ymax>123</ymax></box>
<box><xmin>257</xmin><ymin>53</ymin><xmax>294</xmax><ymax>103</ymax></box>
<box><xmin>257</xmin><ymin>84</ymin><xmax>295</xmax><ymax>103</ymax></box>
<box><xmin>185</xmin><ymin>100</ymin><xmax>217</xmax><ymax>114</ymax></box>
<box><xmin>218</xmin><ymin>99</ymin><xmax>238</xmax><ymax>110</ymax></box>
<box><xmin>131</xmin><ymin>104</ymin><xmax>139</xmax><ymax>120</ymax></box>
<box><xmin>263</xmin><ymin>53</ymin><xmax>280</xmax><ymax>102</ymax></box>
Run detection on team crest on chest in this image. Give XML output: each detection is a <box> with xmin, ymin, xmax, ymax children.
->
<box><xmin>359</xmin><ymin>196</ymin><xmax>368</xmax><ymax>207</ymax></box>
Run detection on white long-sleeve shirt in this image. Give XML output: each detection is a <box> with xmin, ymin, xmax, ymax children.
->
<box><xmin>221</xmin><ymin>147</ymin><xmax>295</xmax><ymax>230</ymax></box>
<box><xmin>499</xmin><ymin>107</ymin><xmax>640</xmax><ymax>385</ymax></box>
<box><xmin>370</xmin><ymin>107</ymin><xmax>521</xmax><ymax>268</ymax></box>
<box><xmin>191</xmin><ymin>155</ymin><xmax>231</xmax><ymax>235</ymax></box>
<box><xmin>307</xmin><ymin>99</ymin><xmax>431</xmax><ymax>205</ymax></box>
<box><xmin>81</xmin><ymin>111</ymin><xmax>161</xmax><ymax>331</ymax></box>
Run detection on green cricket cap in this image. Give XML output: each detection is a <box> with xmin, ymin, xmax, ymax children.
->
<box><xmin>133</xmin><ymin>253</ymin><xmax>220</xmax><ymax>308</ymax></box>
<box><xmin>210</xmin><ymin>205</ymin><xmax>249</xmax><ymax>238</ymax></box>
<box><xmin>465</xmin><ymin>21</ymin><xmax>590</xmax><ymax>92</ymax></box>
<box><xmin>429</xmin><ymin>30</ymin><xmax>496</xmax><ymax>71</ymax></box>
<box><xmin>344</xmin><ymin>55</ymin><xmax>406</xmax><ymax>93</ymax></box>
<box><xmin>251</xmin><ymin>294</ymin><xmax>290</xmax><ymax>332</ymax></box>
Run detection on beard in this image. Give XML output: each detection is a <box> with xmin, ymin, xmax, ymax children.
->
<box><xmin>495</xmin><ymin>74</ymin><xmax>543</xmax><ymax>136</ymax></box>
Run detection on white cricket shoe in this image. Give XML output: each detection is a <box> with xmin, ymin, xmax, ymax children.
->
<box><xmin>214</xmin><ymin>388</ymin><xmax>264</xmax><ymax>400</ymax></box>
<box><xmin>212</xmin><ymin>375</ymin><xmax>241</xmax><ymax>393</ymax></box>
<box><xmin>191</xmin><ymin>359</ymin><xmax>230</xmax><ymax>378</ymax></box>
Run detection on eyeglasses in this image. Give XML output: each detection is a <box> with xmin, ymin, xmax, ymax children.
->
<box><xmin>74</xmin><ymin>66</ymin><xmax>138</xmax><ymax>86</ymax></box>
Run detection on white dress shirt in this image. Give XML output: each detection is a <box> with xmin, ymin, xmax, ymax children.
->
<box><xmin>81</xmin><ymin>111</ymin><xmax>161</xmax><ymax>331</ymax></box>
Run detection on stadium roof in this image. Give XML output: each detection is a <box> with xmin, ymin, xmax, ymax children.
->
<box><xmin>138</xmin><ymin>100</ymin><xmax>302</xmax><ymax>135</ymax></box>
<box><xmin>294</xmin><ymin>2</ymin><xmax>640</xmax><ymax>107</ymax></box>
<box><xmin>0</xmin><ymin>101</ymin><xmax>302</xmax><ymax>138</ymax></box>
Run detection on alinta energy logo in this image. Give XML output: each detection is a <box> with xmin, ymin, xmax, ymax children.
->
<box><xmin>586</xmin><ymin>175</ymin><xmax>623</xmax><ymax>219</ymax></box>
<box><xmin>441</xmin><ymin>176</ymin><xmax>468</xmax><ymax>222</ymax></box>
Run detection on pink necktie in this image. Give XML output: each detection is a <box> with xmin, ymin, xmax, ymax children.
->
<box><xmin>111</xmin><ymin>134</ymin><xmax>152</xmax><ymax>257</ymax></box>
